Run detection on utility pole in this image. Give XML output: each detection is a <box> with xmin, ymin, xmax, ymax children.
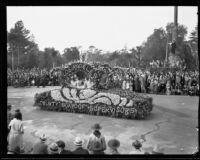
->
<box><xmin>173</xmin><ymin>6</ymin><xmax>178</xmax><ymax>42</ymax></box>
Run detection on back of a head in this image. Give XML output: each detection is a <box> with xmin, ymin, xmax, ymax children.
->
<box><xmin>132</xmin><ymin>140</ymin><xmax>142</xmax><ymax>150</ymax></box>
<box><xmin>14</xmin><ymin>112</ymin><xmax>22</xmax><ymax>120</ymax></box>
<box><xmin>56</xmin><ymin>140</ymin><xmax>65</xmax><ymax>149</ymax></box>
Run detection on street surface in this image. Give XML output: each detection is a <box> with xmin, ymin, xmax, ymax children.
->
<box><xmin>7</xmin><ymin>86</ymin><xmax>199</xmax><ymax>154</ymax></box>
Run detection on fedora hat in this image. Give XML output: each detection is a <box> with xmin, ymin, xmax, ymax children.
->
<box><xmin>108</xmin><ymin>139</ymin><xmax>120</xmax><ymax>149</ymax></box>
<box><xmin>48</xmin><ymin>143</ymin><xmax>58</xmax><ymax>154</ymax></box>
<box><xmin>132</xmin><ymin>140</ymin><xmax>142</xmax><ymax>149</ymax></box>
<box><xmin>91</xmin><ymin>123</ymin><xmax>102</xmax><ymax>130</ymax></box>
<box><xmin>40</xmin><ymin>134</ymin><xmax>47</xmax><ymax>142</ymax></box>
<box><xmin>74</xmin><ymin>137</ymin><xmax>83</xmax><ymax>146</ymax></box>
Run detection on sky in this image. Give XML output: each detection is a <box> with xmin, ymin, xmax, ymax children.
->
<box><xmin>7</xmin><ymin>6</ymin><xmax>198</xmax><ymax>53</ymax></box>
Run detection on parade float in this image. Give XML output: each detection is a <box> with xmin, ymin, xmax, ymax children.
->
<box><xmin>34</xmin><ymin>62</ymin><xmax>153</xmax><ymax>119</ymax></box>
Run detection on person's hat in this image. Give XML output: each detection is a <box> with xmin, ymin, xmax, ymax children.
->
<box><xmin>74</xmin><ymin>137</ymin><xmax>83</xmax><ymax>146</ymax></box>
<box><xmin>132</xmin><ymin>140</ymin><xmax>142</xmax><ymax>149</ymax></box>
<box><xmin>108</xmin><ymin>139</ymin><xmax>120</xmax><ymax>149</ymax></box>
<box><xmin>152</xmin><ymin>144</ymin><xmax>164</xmax><ymax>154</ymax></box>
<box><xmin>48</xmin><ymin>143</ymin><xmax>59</xmax><ymax>154</ymax></box>
<box><xmin>56</xmin><ymin>140</ymin><xmax>65</xmax><ymax>148</ymax></box>
<box><xmin>91</xmin><ymin>123</ymin><xmax>102</xmax><ymax>130</ymax></box>
<box><xmin>93</xmin><ymin>141</ymin><xmax>103</xmax><ymax>151</ymax></box>
<box><xmin>40</xmin><ymin>134</ymin><xmax>47</xmax><ymax>142</ymax></box>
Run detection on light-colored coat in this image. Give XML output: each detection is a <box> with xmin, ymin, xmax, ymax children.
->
<box><xmin>8</xmin><ymin>118</ymin><xmax>24</xmax><ymax>151</ymax></box>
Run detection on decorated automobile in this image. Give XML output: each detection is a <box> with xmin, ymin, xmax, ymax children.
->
<box><xmin>34</xmin><ymin>62</ymin><xmax>153</xmax><ymax>119</ymax></box>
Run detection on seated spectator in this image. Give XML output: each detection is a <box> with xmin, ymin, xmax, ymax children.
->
<box><xmin>86</xmin><ymin>123</ymin><xmax>106</xmax><ymax>154</ymax></box>
<box><xmin>72</xmin><ymin>137</ymin><xmax>89</xmax><ymax>154</ymax></box>
<box><xmin>48</xmin><ymin>142</ymin><xmax>59</xmax><ymax>154</ymax></box>
<box><xmin>152</xmin><ymin>144</ymin><xmax>164</xmax><ymax>154</ymax></box>
<box><xmin>106</xmin><ymin>139</ymin><xmax>120</xmax><ymax>154</ymax></box>
<box><xmin>32</xmin><ymin>134</ymin><xmax>48</xmax><ymax>154</ymax></box>
<box><xmin>56</xmin><ymin>140</ymin><xmax>72</xmax><ymax>154</ymax></box>
<box><xmin>129</xmin><ymin>140</ymin><xmax>145</xmax><ymax>154</ymax></box>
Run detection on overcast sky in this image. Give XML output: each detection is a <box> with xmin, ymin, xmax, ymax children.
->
<box><xmin>7</xmin><ymin>6</ymin><xmax>198</xmax><ymax>53</ymax></box>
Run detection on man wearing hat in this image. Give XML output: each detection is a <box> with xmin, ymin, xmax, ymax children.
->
<box><xmin>86</xmin><ymin>123</ymin><xmax>106</xmax><ymax>154</ymax></box>
<box><xmin>129</xmin><ymin>140</ymin><xmax>145</xmax><ymax>154</ymax></box>
<box><xmin>106</xmin><ymin>139</ymin><xmax>120</xmax><ymax>154</ymax></box>
<box><xmin>72</xmin><ymin>137</ymin><xmax>89</xmax><ymax>154</ymax></box>
<box><xmin>48</xmin><ymin>142</ymin><xmax>59</xmax><ymax>154</ymax></box>
<box><xmin>32</xmin><ymin>134</ymin><xmax>48</xmax><ymax>154</ymax></box>
<box><xmin>56</xmin><ymin>140</ymin><xmax>72</xmax><ymax>154</ymax></box>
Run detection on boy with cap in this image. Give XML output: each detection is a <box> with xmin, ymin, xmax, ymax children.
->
<box><xmin>56</xmin><ymin>140</ymin><xmax>72</xmax><ymax>154</ymax></box>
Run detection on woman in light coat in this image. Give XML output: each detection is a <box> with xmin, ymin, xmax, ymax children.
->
<box><xmin>8</xmin><ymin>112</ymin><xmax>24</xmax><ymax>152</ymax></box>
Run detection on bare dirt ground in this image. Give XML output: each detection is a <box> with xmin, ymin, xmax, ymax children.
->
<box><xmin>7</xmin><ymin>86</ymin><xmax>199</xmax><ymax>154</ymax></box>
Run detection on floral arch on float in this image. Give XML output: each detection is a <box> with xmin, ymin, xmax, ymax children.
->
<box><xmin>34</xmin><ymin>62</ymin><xmax>153</xmax><ymax>119</ymax></box>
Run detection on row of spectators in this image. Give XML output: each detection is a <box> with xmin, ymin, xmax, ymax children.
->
<box><xmin>7</xmin><ymin>68</ymin><xmax>61</xmax><ymax>87</ymax></box>
<box><xmin>7</xmin><ymin>67</ymin><xmax>199</xmax><ymax>96</ymax></box>
<box><xmin>7</xmin><ymin>106</ymin><xmax>165</xmax><ymax>155</ymax></box>
<box><xmin>121</xmin><ymin>68</ymin><xmax>199</xmax><ymax>96</ymax></box>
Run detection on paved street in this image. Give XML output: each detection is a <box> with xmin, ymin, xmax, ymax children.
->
<box><xmin>7</xmin><ymin>87</ymin><xmax>199</xmax><ymax>154</ymax></box>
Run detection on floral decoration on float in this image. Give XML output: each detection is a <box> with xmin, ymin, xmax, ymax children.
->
<box><xmin>34</xmin><ymin>62</ymin><xmax>153</xmax><ymax>119</ymax></box>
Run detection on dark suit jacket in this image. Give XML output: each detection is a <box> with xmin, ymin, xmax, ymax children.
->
<box><xmin>60</xmin><ymin>149</ymin><xmax>72</xmax><ymax>154</ymax></box>
<box><xmin>72</xmin><ymin>147</ymin><xmax>89</xmax><ymax>154</ymax></box>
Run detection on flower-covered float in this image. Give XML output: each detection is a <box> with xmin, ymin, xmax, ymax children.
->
<box><xmin>34</xmin><ymin>62</ymin><xmax>153</xmax><ymax>119</ymax></box>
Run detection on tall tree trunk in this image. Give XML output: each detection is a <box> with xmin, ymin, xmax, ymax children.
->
<box><xmin>17</xmin><ymin>47</ymin><xmax>19</xmax><ymax>69</ymax></box>
<box><xmin>12</xmin><ymin>51</ymin><xmax>14</xmax><ymax>71</ymax></box>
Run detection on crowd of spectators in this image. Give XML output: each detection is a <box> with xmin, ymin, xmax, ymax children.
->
<box><xmin>122</xmin><ymin>68</ymin><xmax>199</xmax><ymax>96</ymax></box>
<box><xmin>7</xmin><ymin>106</ymin><xmax>166</xmax><ymax>155</ymax></box>
<box><xmin>7</xmin><ymin>67</ymin><xmax>61</xmax><ymax>87</ymax></box>
<box><xmin>7</xmin><ymin>65</ymin><xmax>199</xmax><ymax>96</ymax></box>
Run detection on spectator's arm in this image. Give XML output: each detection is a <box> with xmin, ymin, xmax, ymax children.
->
<box><xmin>20</xmin><ymin>122</ymin><xmax>24</xmax><ymax>134</ymax></box>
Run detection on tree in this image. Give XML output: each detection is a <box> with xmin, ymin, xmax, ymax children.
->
<box><xmin>63</xmin><ymin>47</ymin><xmax>80</xmax><ymax>63</ymax></box>
<box><xmin>7</xmin><ymin>20</ymin><xmax>38</xmax><ymax>69</ymax></box>
<box><xmin>166</xmin><ymin>22</ymin><xmax>188</xmax><ymax>44</ymax></box>
<box><xmin>141</xmin><ymin>28</ymin><xmax>167</xmax><ymax>61</ymax></box>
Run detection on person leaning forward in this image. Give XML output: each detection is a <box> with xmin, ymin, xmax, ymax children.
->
<box><xmin>56</xmin><ymin>140</ymin><xmax>72</xmax><ymax>154</ymax></box>
<box><xmin>32</xmin><ymin>134</ymin><xmax>48</xmax><ymax>154</ymax></box>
